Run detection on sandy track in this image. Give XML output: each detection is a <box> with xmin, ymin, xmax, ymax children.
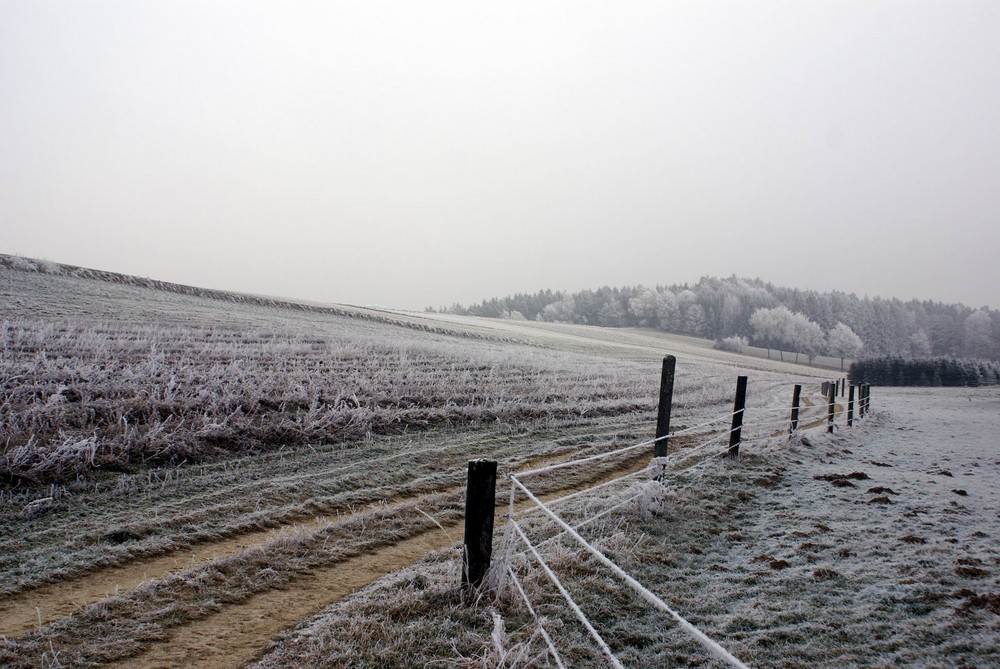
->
<box><xmin>103</xmin><ymin>453</ymin><xmax>656</xmax><ymax>669</ymax></box>
<box><xmin>0</xmin><ymin>517</ymin><xmax>335</xmax><ymax>637</ymax></box>
<box><xmin>106</xmin><ymin>522</ymin><xmax>460</xmax><ymax>669</ymax></box>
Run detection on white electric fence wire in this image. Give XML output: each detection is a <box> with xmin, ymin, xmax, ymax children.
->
<box><xmin>515</xmin><ymin>438</ymin><xmax>656</xmax><ymax>478</ymax></box>
<box><xmin>518</xmin><ymin>465</ymin><xmax>656</xmax><ymax>520</ymax></box>
<box><xmin>516</xmin><ymin>407</ymin><xmax>750</xmax><ymax>479</ymax></box>
<box><xmin>510</xmin><ymin>521</ymin><xmax>626</xmax><ymax>669</ymax></box>
<box><xmin>510</xmin><ymin>477</ymin><xmax>751</xmax><ymax>669</ymax></box>
<box><xmin>506</xmin><ymin>566</ymin><xmax>568</xmax><ymax>669</ymax></box>
<box><xmin>669</xmin><ymin>412</ymin><xmax>737</xmax><ymax>437</ymax></box>
<box><xmin>534</xmin><ymin>490</ymin><xmax>647</xmax><ymax>551</ymax></box>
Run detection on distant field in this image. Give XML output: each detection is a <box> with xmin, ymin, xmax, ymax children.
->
<box><xmin>5</xmin><ymin>259</ymin><xmax>994</xmax><ymax>668</ymax></box>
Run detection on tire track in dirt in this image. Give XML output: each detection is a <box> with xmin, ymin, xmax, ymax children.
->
<box><xmin>104</xmin><ymin>452</ymin><xmax>658</xmax><ymax>669</ymax></box>
<box><xmin>0</xmin><ymin>429</ymin><xmax>633</xmax><ymax>638</ymax></box>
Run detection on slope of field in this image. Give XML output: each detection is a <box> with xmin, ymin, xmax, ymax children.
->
<box><xmin>1</xmin><ymin>258</ymin><xmax>836</xmax><ymax>667</ymax></box>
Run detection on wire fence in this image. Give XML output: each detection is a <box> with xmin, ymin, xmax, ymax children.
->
<box><xmin>479</xmin><ymin>376</ymin><xmax>870</xmax><ymax>668</ymax></box>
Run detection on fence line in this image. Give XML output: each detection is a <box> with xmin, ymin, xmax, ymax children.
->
<box><xmin>511</xmin><ymin>520</ymin><xmax>626</xmax><ymax>669</ymax></box>
<box><xmin>510</xmin><ymin>476</ymin><xmax>751</xmax><ymax>669</ymax></box>
<box><xmin>464</xmin><ymin>371</ymin><xmax>872</xmax><ymax>666</ymax></box>
<box><xmin>506</xmin><ymin>564</ymin><xmax>568</xmax><ymax>669</ymax></box>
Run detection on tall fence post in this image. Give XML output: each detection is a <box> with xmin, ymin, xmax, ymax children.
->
<box><xmin>826</xmin><ymin>381</ymin><xmax>836</xmax><ymax>433</ymax></box>
<box><xmin>462</xmin><ymin>459</ymin><xmax>497</xmax><ymax>591</ymax></box>
<box><xmin>865</xmin><ymin>385</ymin><xmax>872</xmax><ymax>415</ymax></box>
<box><xmin>847</xmin><ymin>384</ymin><xmax>855</xmax><ymax>427</ymax></box>
<box><xmin>728</xmin><ymin>376</ymin><xmax>748</xmax><ymax>458</ymax></box>
<box><xmin>841</xmin><ymin>377</ymin><xmax>847</xmax><ymax>398</ymax></box>
<box><xmin>789</xmin><ymin>384</ymin><xmax>802</xmax><ymax>434</ymax></box>
<box><xmin>654</xmin><ymin>355</ymin><xmax>676</xmax><ymax>457</ymax></box>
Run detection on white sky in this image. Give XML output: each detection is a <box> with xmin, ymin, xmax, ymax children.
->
<box><xmin>2</xmin><ymin>1</ymin><xmax>998</xmax><ymax>310</ymax></box>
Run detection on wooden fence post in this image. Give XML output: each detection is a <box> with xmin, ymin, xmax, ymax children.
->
<box><xmin>462</xmin><ymin>459</ymin><xmax>497</xmax><ymax>591</ymax></box>
<box><xmin>728</xmin><ymin>376</ymin><xmax>748</xmax><ymax>458</ymax></box>
<box><xmin>847</xmin><ymin>384</ymin><xmax>855</xmax><ymax>427</ymax></box>
<box><xmin>654</xmin><ymin>355</ymin><xmax>676</xmax><ymax>457</ymax></box>
<box><xmin>826</xmin><ymin>381</ymin><xmax>836</xmax><ymax>433</ymax></box>
<box><xmin>789</xmin><ymin>384</ymin><xmax>802</xmax><ymax>434</ymax></box>
<box><xmin>865</xmin><ymin>385</ymin><xmax>871</xmax><ymax>414</ymax></box>
<box><xmin>841</xmin><ymin>377</ymin><xmax>847</xmax><ymax>398</ymax></box>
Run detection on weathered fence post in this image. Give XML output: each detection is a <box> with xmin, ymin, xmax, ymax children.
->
<box><xmin>462</xmin><ymin>459</ymin><xmax>497</xmax><ymax>591</ymax></box>
<box><xmin>826</xmin><ymin>381</ymin><xmax>836</xmax><ymax>433</ymax></box>
<box><xmin>728</xmin><ymin>375</ymin><xmax>748</xmax><ymax>458</ymax></box>
<box><xmin>789</xmin><ymin>384</ymin><xmax>802</xmax><ymax>434</ymax></box>
<box><xmin>654</xmin><ymin>355</ymin><xmax>676</xmax><ymax>457</ymax></box>
<box><xmin>847</xmin><ymin>384</ymin><xmax>855</xmax><ymax>427</ymax></box>
<box><xmin>865</xmin><ymin>384</ymin><xmax>872</xmax><ymax>414</ymax></box>
<box><xmin>841</xmin><ymin>378</ymin><xmax>847</xmax><ymax>398</ymax></box>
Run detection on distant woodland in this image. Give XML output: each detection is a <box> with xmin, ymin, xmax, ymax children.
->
<box><xmin>437</xmin><ymin>276</ymin><xmax>1000</xmax><ymax>362</ymax></box>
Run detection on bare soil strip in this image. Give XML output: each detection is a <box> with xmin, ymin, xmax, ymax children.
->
<box><xmin>107</xmin><ymin>522</ymin><xmax>461</xmax><ymax>669</ymax></box>
<box><xmin>0</xmin><ymin>434</ymin><xmax>640</xmax><ymax>639</ymax></box>
<box><xmin>0</xmin><ymin>518</ymin><xmax>331</xmax><ymax>636</ymax></box>
<box><xmin>106</xmin><ymin>454</ymin><xmax>655</xmax><ymax>669</ymax></box>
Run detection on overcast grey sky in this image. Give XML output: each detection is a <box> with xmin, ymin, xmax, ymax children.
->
<box><xmin>2</xmin><ymin>1</ymin><xmax>998</xmax><ymax>310</ymax></box>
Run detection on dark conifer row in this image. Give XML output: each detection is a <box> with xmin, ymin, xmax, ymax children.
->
<box><xmin>848</xmin><ymin>356</ymin><xmax>1000</xmax><ymax>387</ymax></box>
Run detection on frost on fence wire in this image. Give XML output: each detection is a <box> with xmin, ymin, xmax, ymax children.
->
<box><xmin>507</xmin><ymin>475</ymin><xmax>750</xmax><ymax>669</ymax></box>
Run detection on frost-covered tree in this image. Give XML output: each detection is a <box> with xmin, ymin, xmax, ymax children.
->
<box><xmin>964</xmin><ymin>310</ymin><xmax>993</xmax><ymax>358</ymax></box>
<box><xmin>827</xmin><ymin>322</ymin><xmax>864</xmax><ymax>370</ymax></box>
<box><xmin>539</xmin><ymin>296</ymin><xmax>576</xmax><ymax>323</ymax></box>
<box><xmin>720</xmin><ymin>294</ymin><xmax>743</xmax><ymax>337</ymax></box>
<box><xmin>789</xmin><ymin>313</ymin><xmax>825</xmax><ymax>364</ymax></box>
<box><xmin>654</xmin><ymin>290</ymin><xmax>679</xmax><ymax>330</ymax></box>
<box><xmin>909</xmin><ymin>329</ymin><xmax>932</xmax><ymax>358</ymax></box>
<box><xmin>627</xmin><ymin>288</ymin><xmax>660</xmax><ymax>327</ymax></box>
<box><xmin>683</xmin><ymin>304</ymin><xmax>706</xmax><ymax>336</ymax></box>
<box><xmin>751</xmin><ymin>306</ymin><xmax>794</xmax><ymax>360</ymax></box>
<box><xmin>597</xmin><ymin>299</ymin><xmax>626</xmax><ymax>327</ymax></box>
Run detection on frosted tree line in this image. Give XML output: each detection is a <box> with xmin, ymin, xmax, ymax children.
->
<box><xmin>440</xmin><ymin>276</ymin><xmax>1000</xmax><ymax>362</ymax></box>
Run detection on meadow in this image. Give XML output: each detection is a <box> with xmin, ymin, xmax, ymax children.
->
<box><xmin>2</xmin><ymin>258</ymin><xmax>996</xmax><ymax>668</ymax></box>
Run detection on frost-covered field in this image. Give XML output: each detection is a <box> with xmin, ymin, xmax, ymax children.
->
<box><xmin>1</xmin><ymin>261</ymin><xmax>835</xmax><ymax>668</ymax></box>
<box><xmin>251</xmin><ymin>387</ymin><xmax>1000</xmax><ymax>668</ymax></box>
<box><xmin>7</xmin><ymin>261</ymin><xmax>992</xmax><ymax>668</ymax></box>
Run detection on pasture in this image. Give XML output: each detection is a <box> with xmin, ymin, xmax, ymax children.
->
<box><xmin>1</xmin><ymin>261</ymin><xmax>997</xmax><ymax>668</ymax></box>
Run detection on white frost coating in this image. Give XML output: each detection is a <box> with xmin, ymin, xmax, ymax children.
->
<box><xmin>518</xmin><ymin>464</ymin><xmax>655</xmax><ymax>519</ymax></box>
<box><xmin>515</xmin><ymin>408</ymin><xmax>750</xmax><ymax>479</ymax></box>
<box><xmin>514</xmin><ymin>438</ymin><xmax>658</xmax><ymax>478</ymax></box>
<box><xmin>511</xmin><ymin>521</ymin><xmax>626</xmax><ymax>669</ymax></box>
<box><xmin>510</xmin><ymin>476</ymin><xmax>752</xmax><ymax>669</ymax></box>
<box><xmin>534</xmin><ymin>489</ymin><xmax>648</xmax><ymax>551</ymax></box>
<box><xmin>506</xmin><ymin>565</ymin><xmax>568</xmax><ymax>669</ymax></box>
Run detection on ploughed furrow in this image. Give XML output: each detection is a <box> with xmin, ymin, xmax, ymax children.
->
<box><xmin>0</xmin><ymin>431</ymin><xmax>685</xmax><ymax>669</ymax></box>
<box><xmin>0</xmin><ymin>417</ymin><xmax>651</xmax><ymax>637</ymax></box>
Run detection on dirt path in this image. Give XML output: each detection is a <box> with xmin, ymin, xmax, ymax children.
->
<box><xmin>106</xmin><ymin>454</ymin><xmax>656</xmax><ymax>669</ymax></box>
<box><xmin>0</xmin><ymin>516</ymin><xmax>339</xmax><ymax>637</ymax></box>
<box><xmin>0</xmin><ymin>444</ymin><xmax>582</xmax><ymax>638</ymax></box>
<box><xmin>107</xmin><ymin>521</ymin><xmax>461</xmax><ymax>669</ymax></box>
